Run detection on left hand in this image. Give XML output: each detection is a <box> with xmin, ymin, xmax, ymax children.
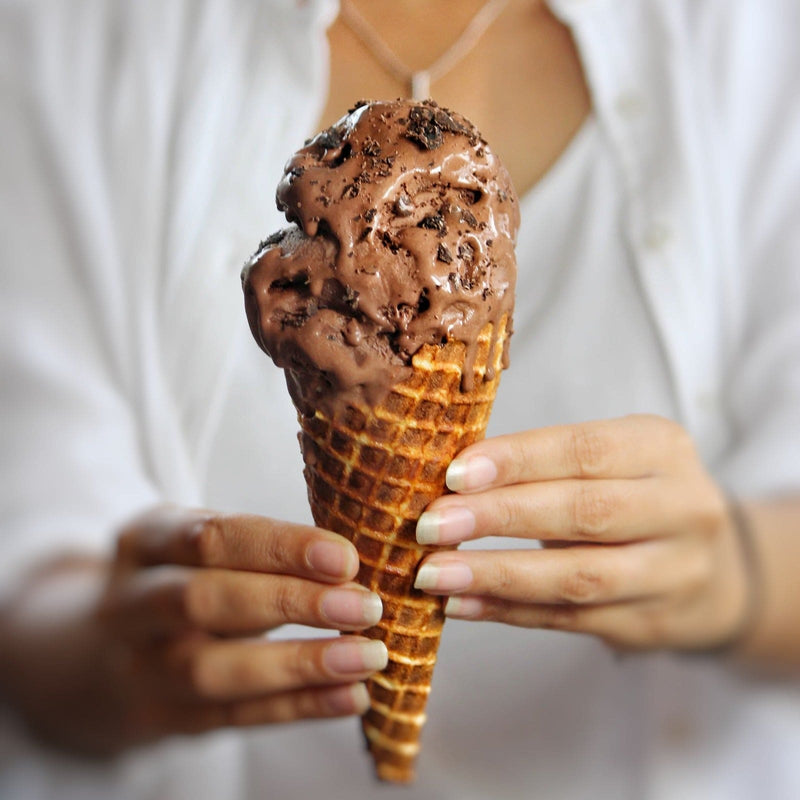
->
<box><xmin>413</xmin><ymin>415</ymin><xmax>751</xmax><ymax>652</ymax></box>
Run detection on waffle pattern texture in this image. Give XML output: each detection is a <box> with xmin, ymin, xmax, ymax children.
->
<box><xmin>295</xmin><ymin>316</ymin><xmax>509</xmax><ymax>783</ymax></box>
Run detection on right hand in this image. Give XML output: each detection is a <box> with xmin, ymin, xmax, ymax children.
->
<box><xmin>0</xmin><ymin>507</ymin><xmax>386</xmax><ymax>756</ymax></box>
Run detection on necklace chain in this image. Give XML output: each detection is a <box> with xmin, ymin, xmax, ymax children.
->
<box><xmin>339</xmin><ymin>0</ymin><xmax>510</xmax><ymax>100</ymax></box>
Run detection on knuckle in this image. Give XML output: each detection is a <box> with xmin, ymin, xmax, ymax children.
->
<box><xmin>181</xmin><ymin>574</ymin><xmax>216</xmax><ymax>627</ymax></box>
<box><xmin>682</xmin><ymin>545</ymin><xmax>714</xmax><ymax>594</ymax></box>
<box><xmin>114</xmin><ymin>524</ymin><xmax>140</xmax><ymax>563</ymax></box>
<box><xmin>503</xmin><ymin>435</ymin><xmax>530</xmax><ymax>484</ymax></box>
<box><xmin>659</xmin><ymin>416</ymin><xmax>695</xmax><ymax>458</ymax></box>
<box><xmin>315</xmin><ymin>689</ymin><xmax>345</xmax><ymax>718</ymax></box>
<box><xmin>184</xmin><ymin>650</ymin><xmax>217</xmax><ymax>697</ymax></box>
<box><xmin>539</xmin><ymin>604</ymin><xmax>580</xmax><ymax>631</ymax></box>
<box><xmin>187</xmin><ymin>517</ymin><xmax>225</xmax><ymax>566</ymax></box>
<box><xmin>213</xmin><ymin>653</ymin><xmax>263</xmax><ymax>697</ymax></box>
<box><xmin>273</xmin><ymin>581</ymin><xmax>301</xmax><ymax>623</ymax></box>
<box><xmin>487</xmin><ymin>559</ymin><xmax>515</xmax><ymax>595</ymax></box>
<box><xmin>568</xmin><ymin>425</ymin><xmax>609</xmax><ymax>478</ymax></box>
<box><xmin>261</xmin><ymin>691</ymin><xmax>317</xmax><ymax>724</ymax></box>
<box><xmin>290</xmin><ymin>642</ymin><xmax>324</xmax><ymax>683</ymax></box>
<box><xmin>494</xmin><ymin>495</ymin><xmax>524</xmax><ymax>535</ymax></box>
<box><xmin>261</xmin><ymin>528</ymin><xmax>294</xmax><ymax>572</ymax></box>
<box><xmin>558</xmin><ymin>568</ymin><xmax>607</xmax><ymax>604</ymax></box>
<box><xmin>163</xmin><ymin>639</ymin><xmax>215</xmax><ymax>696</ymax></box>
<box><xmin>571</xmin><ymin>486</ymin><xmax>616</xmax><ymax>539</ymax></box>
<box><xmin>479</xmin><ymin>599</ymin><xmax>514</xmax><ymax>624</ymax></box>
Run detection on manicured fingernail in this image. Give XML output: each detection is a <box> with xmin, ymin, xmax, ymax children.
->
<box><xmin>414</xmin><ymin>561</ymin><xmax>473</xmax><ymax>592</ymax></box>
<box><xmin>307</xmin><ymin>540</ymin><xmax>357</xmax><ymax>579</ymax></box>
<box><xmin>321</xmin><ymin>589</ymin><xmax>383</xmax><ymax>627</ymax></box>
<box><xmin>446</xmin><ymin>455</ymin><xmax>497</xmax><ymax>492</ymax></box>
<box><xmin>324</xmin><ymin>639</ymin><xmax>388</xmax><ymax>675</ymax></box>
<box><xmin>445</xmin><ymin>596</ymin><xmax>484</xmax><ymax>618</ymax></box>
<box><xmin>326</xmin><ymin>683</ymin><xmax>370</xmax><ymax>715</ymax></box>
<box><xmin>416</xmin><ymin>507</ymin><xmax>476</xmax><ymax>545</ymax></box>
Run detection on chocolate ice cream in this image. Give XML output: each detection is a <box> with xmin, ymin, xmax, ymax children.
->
<box><xmin>242</xmin><ymin>99</ymin><xmax>518</xmax><ymax>415</ymax></box>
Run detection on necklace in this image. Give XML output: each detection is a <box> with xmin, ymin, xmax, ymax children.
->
<box><xmin>338</xmin><ymin>0</ymin><xmax>510</xmax><ymax>100</ymax></box>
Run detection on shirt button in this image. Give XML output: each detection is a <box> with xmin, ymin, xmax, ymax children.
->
<box><xmin>614</xmin><ymin>90</ymin><xmax>646</xmax><ymax>119</ymax></box>
<box><xmin>695</xmin><ymin>391</ymin><xmax>719</xmax><ymax>413</ymax></box>
<box><xmin>644</xmin><ymin>222</ymin><xmax>673</xmax><ymax>250</ymax></box>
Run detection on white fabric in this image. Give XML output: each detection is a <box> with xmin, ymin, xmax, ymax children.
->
<box><xmin>1</xmin><ymin>0</ymin><xmax>799</xmax><ymax>798</ymax></box>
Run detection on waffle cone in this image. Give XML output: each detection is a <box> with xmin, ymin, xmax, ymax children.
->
<box><xmin>294</xmin><ymin>315</ymin><xmax>509</xmax><ymax>783</ymax></box>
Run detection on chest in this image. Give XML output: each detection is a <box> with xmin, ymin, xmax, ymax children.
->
<box><xmin>320</xmin><ymin>0</ymin><xmax>591</xmax><ymax>197</ymax></box>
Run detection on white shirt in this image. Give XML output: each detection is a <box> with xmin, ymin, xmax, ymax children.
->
<box><xmin>2</xmin><ymin>1</ymin><xmax>799</xmax><ymax>799</ymax></box>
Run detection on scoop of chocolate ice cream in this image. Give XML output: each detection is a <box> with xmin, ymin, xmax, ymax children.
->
<box><xmin>242</xmin><ymin>99</ymin><xmax>518</xmax><ymax>415</ymax></box>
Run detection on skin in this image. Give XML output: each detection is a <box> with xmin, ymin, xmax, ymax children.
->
<box><xmin>320</xmin><ymin>0</ymin><xmax>591</xmax><ymax>197</ymax></box>
<box><xmin>413</xmin><ymin>417</ymin><xmax>800</xmax><ymax>669</ymax></box>
<box><xmin>326</xmin><ymin>1</ymin><xmax>800</xmax><ymax>668</ymax></box>
<box><xmin>0</xmin><ymin>510</ymin><xmax>388</xmax><ymax>754</ymax></box>
<box><xmin>0</xmin><ymin>0</ymin><xmax>797</xmax><ymax>758</ymax></box>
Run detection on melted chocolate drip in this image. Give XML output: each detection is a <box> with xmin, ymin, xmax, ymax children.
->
<box><xmin>242</xmin><ymin>99</ymin><xmax>519</xmax><ymax>416</ymax></box>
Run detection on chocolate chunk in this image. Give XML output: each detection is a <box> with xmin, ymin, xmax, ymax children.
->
<box><xmin>316</xmin><ymin>127</ymin><xmax>343</xmax><ymax>150</ymax></box>
<box><xmin>256</xmin><ymin>230</ymin><xmax>289</xmax><ymax>251</ymax></box>
<box><xmin>379</xmin><ymin>231</ymin><xmax>401</xmax><ymax>254</ymax></box>
<box><xmin>329</xmin><ymin>142</ymin><xmax>353</xmax><ymax>167</ymax></box>
<box><xmin>269</xmin><ymin>271</ymin><xmax>310</xmax><ymax>292</ymax></box>
<box><xmin>363</xmin><ymin>137</ymin><xmax>382</xmax><ymax>157</ymax></box>
<box><xmin>417</xmin><ymin>289</ymin><xmax>430</xmax><ymax>313</ymax></box>
<box><xmin>404</xmin><ymin>104</ymin><xmax>468</xmax><ymax>150</ymax></box>
<box><xmin>418</xmin><ymin>213</ymin><xmax>446</xmax><ymax>234</ymax></box>
<box><xmin>436</xmin><ymin>243</ymin><xmax>453</xmax><ymax>264</ymax></box>
<box><xmin>459</xmin><ymin>188</ymin><xmax>482</xmax><ymax>205</ymax></box>
<box><xmin>344</xmin><ymin>285</ymin><xmax>360</xmax><ymax>310</ymax></box>
<box><xmin>460</xmin><ymin>208</ymin><xmax>478</xmax><ymax>228</ymax></box>
<box><xmin>458</xmin><ymin>242</ymin><xmax>475</xmax><ymax>262</ymax></box>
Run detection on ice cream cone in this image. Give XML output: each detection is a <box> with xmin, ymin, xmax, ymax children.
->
<box><xmin>294</xmin><ymin>315</ymin><xmax>509</xmax><ymax>783</ymax></box>
<box><xmin>241</xmin><ymin>98</ymin><xmax>518</xmax><ymax>783</ymax></box>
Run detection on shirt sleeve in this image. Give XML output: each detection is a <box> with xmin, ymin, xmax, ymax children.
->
<box><xmin>0</xmin><ymin>0</ymin><xmax>333</xmax><ymax>591</ymax></box>
<box><xmin>0</xmin><ymin>5</ymin><xmax>160</xmax><ymax>590</ymax></box>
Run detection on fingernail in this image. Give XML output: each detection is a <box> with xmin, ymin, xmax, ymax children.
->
<box><xmin>321</xmin><ymin>589</ymin><xmax>383</xmax><ymax>627</ymax></box>
<box><xmin>416</xmin><ymin>507</ymin><xmax>476</xmax><ymax>545</ymax></box>
<box><xmin>324</xmin><ymin>639</ymin><xmax>388</xmax><ymax>675</ymax></box>
<box><xmin>414</xmin><ymin>561</ymin><xmax>473</xmax><ymax>592</ymax></box>
<box><xmin>446</xmin><ymin>455</ymin><xmax>497</xmax><ymax>492</ymax></box>
<box><xmin>326</xmin><ymin>683</ymin><xmax>370</xmax><ymax>715</ymax></box>
<box><xmin>307</xmin><ymin>540</ymin><xmax>357</xmax><ymax>579</ymax></box>
<box><xmin>445</xmin><ymin>596</ymin><xmax>484</xmax><ymax>618</ymax></box>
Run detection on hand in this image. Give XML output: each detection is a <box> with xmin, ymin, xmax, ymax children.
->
<box><xmin>413</xmin><ymin>415</ymin><xmax>751</xmax><ymax>652</ymax></box>
<box><xmin>0</xmin><ymin>508</ymin><xmax>386</xmax><ymax>755</ymax></box>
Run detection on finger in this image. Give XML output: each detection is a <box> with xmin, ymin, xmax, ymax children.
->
<box><xmin>151</xmin><ymin>683</ymin><xmax>371</xmax><ymax>735</ymax></box>
<box><xmin>442</xmin><ymin>595</ymin><xmax>658</xmax><ymax>648</ymax></box>
<box><xmin>104</xmin><ymin>566</ymin><xmax>383</xmax><ymax>638</ymax></box>
<box><xmin>116</xmin><ymin>506</ymin><xmax>359</xmax><ymax>583</ymax></box>
<box><xmin>418</xmin><ymin>477</ymin><xmax>686</xmax><ymax>545</ymax></box>
<box><xmin>444</xmin><ymin>414</ymin><xmax>694</xmax><ymax>492</ymax></box>
<box><xmin>415</xmin><ymin>539</ymin><xmax>711</xmax><ymax>606</ymax></box>
<box><xmin>444</xmin><ymin>594</ymin><xmax>716</xmax><ymax>651</ymax></box>
<box><xmin>154</xmin><ymin>636</ymin><xmax>388</xmax><ymax>701</ymax></box>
